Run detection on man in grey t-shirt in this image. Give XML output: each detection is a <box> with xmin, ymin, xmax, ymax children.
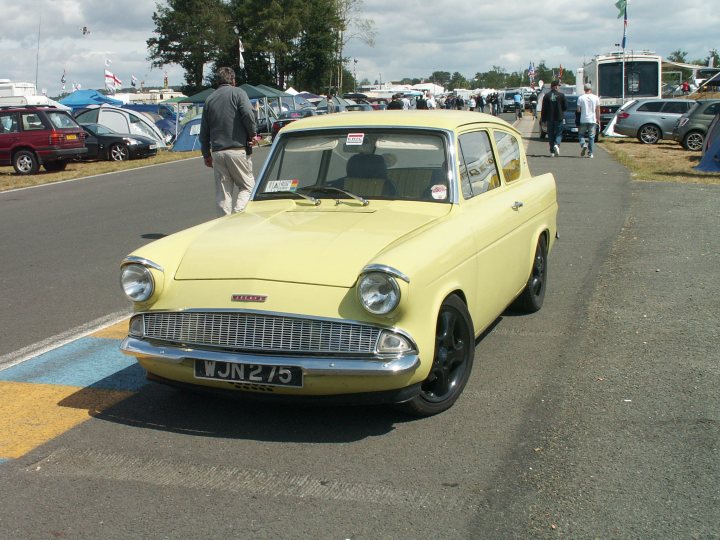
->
<box><xmin>199</xmin><ymin>66</ymin><xmax>257</xmax><ymax>215</ymax></box>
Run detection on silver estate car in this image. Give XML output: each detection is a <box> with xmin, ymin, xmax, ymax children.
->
<box><xmin>613</xmin><ymin>98</ymin><xmax>695</xmax><ymax>144</ymax></box>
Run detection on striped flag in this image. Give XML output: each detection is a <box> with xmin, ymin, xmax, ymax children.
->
<box><xmin>621</xmin><ymin>4</ymin><xmax>628</xmax><ymax>49</ymax></box>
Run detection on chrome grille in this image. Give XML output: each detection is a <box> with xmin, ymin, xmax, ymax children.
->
<box><xmin>139</xmin><ymin>311</ymin><xmax>381</xmax><ymax>355</ymax></box>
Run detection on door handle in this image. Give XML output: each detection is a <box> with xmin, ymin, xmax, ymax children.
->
<box><xmin>511</xmin><ymin>201</ymin><xmax>524</xmax><ymax>211</ymax></box>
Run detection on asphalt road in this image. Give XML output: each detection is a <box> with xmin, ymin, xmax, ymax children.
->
<box><xmin>0</xmin><ymin>119</ymin><xmax>718</xmax><ymax>538</ymax></box>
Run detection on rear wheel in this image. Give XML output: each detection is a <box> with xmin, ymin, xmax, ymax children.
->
<box><xmin>109</xmin><ymin>143</ymin><xmax>129</xmax><ymax>161</ymax></box>
<box><xmin>13</xmin><ymin>150</ymin><xmax>39</xmax><ymax>175</ymax></box>
<box><xmin>511</xmin><ymin>235</ymin><xmax>548</xmax><ymax>313</ymax></box>
<box><xmin>399</xmin><ymin>295</ymin><xmax>474</xmax><ymax>417</ymax></box>
<box><xmin>638</xmin><ymin>124</ymin><xmax>661</xmax><ymax>144</ymax></box>
<box><xmin>682</xmin><ymin>130</ymin><xmax>704</xmax><ymax>151</ymax></box>
<box><xmin>43</xmin><ymin>161</ymin><xmax>68</xmax><ymax>172</ymax></box>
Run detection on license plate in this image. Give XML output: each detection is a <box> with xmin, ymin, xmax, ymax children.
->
<box><xmin>571</xmin><ymin>127</ymin><xmax>578</xmax><ymax>132</ymax></box>
<box><xmin>66</xmin><ymin>134</ymin><xmax>77</xmax><ymax>140</ymax></box>
<box><xmin>149</xmin><ymin>144</ymin><xmax>157</xmax><ymax>149</ymax></box>
<box><xmin>194</xmin><ymin>359</ymin><xmax>303</xmax><ymax>388</ymax></box>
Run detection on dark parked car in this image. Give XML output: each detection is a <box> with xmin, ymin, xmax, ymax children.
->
<box><xmin>79</xmin><ymin>123</ymin><xmax>157</xmax><ymax>161</ymax></box>
<box><xmin>539</xmin><ymin>95</ymin><xmax>599</xmax><ymax>140</ymax></box>
<box><xmin>0</xmin><ymin>105</ymin><xmax>87</xmax><ymax>174</ymax></box>
<box><xmin>613</xmin><ymin>98</ymin><xmax>695</xmax><ymax>144</ymax></box>
<box><xmin>672</xmin><ymin>99</ymin><xmax>720</xmax><ymax>151</ymax></box>
<box><xmin>271</xmin><ymin>109</ymin><xmax>317</xmax><ymax>140</ymax></box>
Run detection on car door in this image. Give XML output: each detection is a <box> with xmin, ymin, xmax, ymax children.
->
<box><xmin>82</xmin><ymin>128</ymin><xmax>99</xmax><ymax>159</ymax></box>
<box><xmin>659</xmin><ymin>101</ymin><xmax>693</xmax><ymax>137</ymax></box>
<box><xmin>456</xmin><ymin>128</ymin><xmax>529</xmax><ymax>329</ymax></box>
<box><xmin>0</xmin><ymin>112</ymin><xmax>20</xmax><ymax>164</ymax></box>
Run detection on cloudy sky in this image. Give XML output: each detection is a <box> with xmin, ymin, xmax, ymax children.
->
<box><xmin>1</xmin><ymin>0</ymin><xmax>717</xmax><ymax>96</ymax></box>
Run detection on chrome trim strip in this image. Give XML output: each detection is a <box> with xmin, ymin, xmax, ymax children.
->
<box><xmin>121</xmin><ymin>337</ymin><xmax>419</xmax><ymax>376</ymax></box>
<box><xmin>361</xmin><ymin>264</ymin><xmax>410</xmax><ymax>283</ymax></box>
<box><xmin>121</xmin><ymin>256</ymin><xmax>164</xmax><ymax>272</ymax></box>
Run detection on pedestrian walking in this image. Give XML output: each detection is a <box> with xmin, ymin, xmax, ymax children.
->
<box><xmin>540</xmin><ymin>81</ymin><xmax>567</xmax><ymax>157</ymax></box>
<box><xmin>576</xmin><ymin>83</ymin><xmax>601</xmax><ymax>158</ymax></box>
<box><xmin>199</xmin><ymin>66</ymin><xmax>257</xmax><ymax>216</ymax></box>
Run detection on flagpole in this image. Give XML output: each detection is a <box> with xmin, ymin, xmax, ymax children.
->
<box><xmin>35</xmin><ymin>15</ymin><xmax>41</xmax><ymax>92</ymax></box>
<box><xmin>622</xmin><ymin>1</ymin><xmax>628</xmax><ymax>104</ymax></box>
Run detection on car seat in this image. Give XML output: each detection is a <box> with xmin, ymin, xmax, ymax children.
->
<box><xmin>339</xmin><ymin>153</ymin><xmax>396</xmax><ymax>196</ymax></box>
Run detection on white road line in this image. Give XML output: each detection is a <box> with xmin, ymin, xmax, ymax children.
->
<box><xmin>0</xmin><ymin>311</ymin><xmax>130</xmax><ymax>372</ymax></box>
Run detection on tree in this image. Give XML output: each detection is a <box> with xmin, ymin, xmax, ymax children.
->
<box><xmin>333</xmin><ymin>0</ymin><xmax>376</xmax><ymax>93</ymax></box>
<box><xmin>429</xmin><ymin>71</ymin><xmax>451</xmax><ymax>88</ymax></box>
<box><xmin>293</xmin><ymin>0</ymin><xmax>341</xmax><ymax>93</ymax></box>
<box><xmin>448</xmin><ymin>72</ymin><xmax>469</xmax><ymax>89</ymax></box>
<box><xmin>147</xmin><ymin>0</ymin><xmax>234</xmax><ymax>94</ymax></box>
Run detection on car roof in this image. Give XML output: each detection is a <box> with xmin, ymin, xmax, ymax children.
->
<box><xmin>280</xmin><ymin>110</ymin><xmax>518</xmax><ymax>135</ymax></box>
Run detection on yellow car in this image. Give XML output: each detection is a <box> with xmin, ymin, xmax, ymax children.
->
<box><xmin>120</xmin><ymin>110</ymin><xmax>558</xmax><ymax>416</ymax></box>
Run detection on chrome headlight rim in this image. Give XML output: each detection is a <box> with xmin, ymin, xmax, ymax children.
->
<box><xmin>357</xmin><ymin>271</ymin><xmax>401</xmax><ymax>316</ymax></box>
<box><xmin>120</xmin><ymin>263</ymin><xmax>155</xmax><ymax>302</ymax></box>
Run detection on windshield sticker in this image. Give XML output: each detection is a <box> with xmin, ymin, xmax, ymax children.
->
<box><xmin>431</xmin><ymin>184</ymin><xmax>448</xmax><ymax>200</ymax></box>
<box><xmin>346</xmin><ymin>133</ymin><xmax>365</xmax><ymax>145</ymax></box>
<box><xmin>265</xmin><ymin>179</ymin><xmax>299</xmax><ymax>192</ymax></box>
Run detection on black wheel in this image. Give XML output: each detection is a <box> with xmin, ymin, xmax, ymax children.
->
<box><xmin>43</xmin><ymin>161</ymin><xmax>68</xmax><ymax>172</ymax></box>
<box><xmin>511</xmin><ymin>235</ymin><xmax>548</xmax><ymax>313</ymax></box>
<box><xmin>13</xmin><ymin>150</ymin><xmax>39</xmax><ymax>175</ymax></box>
<box><xmin>399</xmin><ymin>295</ymin><xmax>474</xmax><ymax>417</ymax></box>
<box><xmin>683</xmin><ymin>130</ymin><xmax>704</xmax><ymax>151</ymax></box>
<box><xmin>109</xmin><ymin>143</ymin><xmax>130</xmax><ymax>161</ymax></box>
<box><xmin>638</xmin><ymin>124</ymin><xmax>661</xmax><ymax>144</ymax></box>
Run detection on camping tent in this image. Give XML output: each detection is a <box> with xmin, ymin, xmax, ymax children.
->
<box><xmin>59</xmin><ymin>89</ymin><xmax>123</xmax><ymax>109</ymax></box>
<box><xmin>694</xmin><ymin>113</ymin><xmax>720</xmax><ymax>172</ymax></box>
<box><xmin>171</xmin><ymin>116</ymin><xmax>203</xmax><ymax>152</ymax></box>
<box><xmin>180</xmin><ymin>88</ymin><xmax>215</xmax><ymax>104</ymax></box>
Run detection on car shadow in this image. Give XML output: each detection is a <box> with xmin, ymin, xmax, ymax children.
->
<box><xmin>57</xmin><ymin>364</ymin><xmax>412</xmax><ymax>443</ymax></box>
<box><xmin>141</xmin><ymin>233</ymin><xmax>167</xmax><ymax>240</ymax></box>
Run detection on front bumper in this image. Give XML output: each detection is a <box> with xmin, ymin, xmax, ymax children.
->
<box><xmin>121</xmin><ymin>336</ymin><xmax>420</xmax><ymax>376</ymax></box>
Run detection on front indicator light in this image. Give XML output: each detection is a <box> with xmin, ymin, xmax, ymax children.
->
<box><xmin>121</xmin><ymin>264</ymin><xmax>154</xmax><ymax>302</ymax></box>
<box><xmin>377</xmin><ymin>331</ymin><xmax>414</xmax><ymax>354</ymax></box>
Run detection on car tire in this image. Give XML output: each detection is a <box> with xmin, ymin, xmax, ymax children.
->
<box><xmin>12</xmin><ymin>150</ymin><xmax>39</xmax><ymax>175</ymax></box>
<box><xmin>109</xmin><ymin>143</ymin><xmax>130</xmax><ymax>161</ymax></box>
<box><xmin>682</xmin><ymin>130</ymin><xmax>704</xmax><ymax>151</ymax></box>
<box><xmin>638</xmin><ymin>124</ymin><xmax>661</xmax><ymax>144</ymax></box>
<box><xmin>43</xmin><ymin>161</ymin><xmax>68</xmax><ymax>172</ymax></box>
<box><xmin>398</xmin><ymin>295</ymin><xmax>475</xmax><ymax>417</ymax></box>
<box><xmin>511</xmin><ymin>234</ymin><xmax>548</xmax><ymax>313</ymax></box>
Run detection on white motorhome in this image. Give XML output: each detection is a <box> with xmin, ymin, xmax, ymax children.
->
<box><xmin>0</xmin><ymin>79</ymin><xmax>37</xmax><ymax>97</ymax></box>
<box><xmin>582</xmin><ymin>51</ymin><xmax>662</xmax><ymax>126</ymax></box>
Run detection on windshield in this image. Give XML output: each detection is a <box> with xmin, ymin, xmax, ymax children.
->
<box><xmin>256</xmin><ymin>129</ymin><xmax>450</xmax><ymax>203</ymax></box>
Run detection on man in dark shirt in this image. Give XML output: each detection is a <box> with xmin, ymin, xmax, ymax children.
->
<box><xmin>387</xmin><ymin>94</ymin><xmax>404</xmax><ymax>110</ymax></box>
<box><xmin>199</xmin><ymin>66</ymin><xmax>257</xmax><ymax>215</ymax></box>
<box><xmin>540</xmin><ymin>81</ymin><xmax>567</xmax><ymax>157</ymax></box>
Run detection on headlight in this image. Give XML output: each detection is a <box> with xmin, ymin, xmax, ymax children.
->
<box><xmin>120</xmin><ymin>264</ymin><xmax>154</xmax><ymax>302</ymax></box>
<box><xmin>123</xmin><ymin>138</ymin><xmax>140</xmax><ymax>145</ymax></box>
<box><xmin>357</xmin><ymin>271</ymin><xmax>400</xmax><ymax>315</ymax></box>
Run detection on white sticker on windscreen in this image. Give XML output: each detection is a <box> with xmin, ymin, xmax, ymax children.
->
<box><xmin>346</xmin><ymin>133</ymin><xmax>365</xmax><ymax>145</ymax></box>
<box><xmin>431</xmin><ymin>184</ymin><xmax>447</xmax><ymax>200</ymax></box>
<box><xmin>265</xmin><ymin>179</ymin><xmax>299</xmax><ymax>192</ymax></box>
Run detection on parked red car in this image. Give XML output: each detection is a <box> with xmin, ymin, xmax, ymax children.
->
<box><xmin>0</xmin><ymin>105</ymin><xmax>87</xmax><ymax>174</ymax></box>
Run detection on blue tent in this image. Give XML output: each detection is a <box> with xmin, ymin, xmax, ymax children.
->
<box><xmin>59</xmin><ymin>89</ymin><xmax>123</xmax><ymax>109</ymax></box>
<box><xmin>694</xmin><ymin>113</ymin><xmax>720</xmax><ymax>173</ymax></box>
<box><xmin>171</xmin><ymin>116</ymin><xmax>202</xmax><ymax>152</ymax></box>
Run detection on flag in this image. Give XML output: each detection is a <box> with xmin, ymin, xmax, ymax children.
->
<box><xmin>105</xmin><ymin>69</ymin><xmax>121</xmax><ymax>92</ymax></box>
<box><xmin>528</xmin><ymin>62</ymin><xmax>535</xmax><ymax>82</ymax></box>
<box><xmin>105</xmin><ymin>58</ymin><xmax>111</xmax><ymax>67</ymax></box>
<box><xmin>163</xmin><ymin>73</ymin><xmax>168</xmax><ymax>89</ymax></box>
<box><xmin>615</xmin><ymin>0</ymin><xmax>627</xmax><ymax>18</ymax></box>
<box><xmin>621</xmin><ymin>4</ymin><xmax>628</xmax><ymax>49</ymax></box>
<box><xmin>558</xmin><ymin>64</ymin><xmax>564</xmax><ymax>82</ymax></box>
<box><xmin>81</xmin><ymin>26</ymin><xmax>90</xmax><ymax>35</ymax></box>
<box><xmin>131</xmin><ymin>75</ymin><xmax>138</xmax><ymax>87</ymax></box>
<box><xmin>238</xmin><ymin>39</ymin><xmax>245</xmax><ymax>69</ymax></box>
<box><xmin>61</xmin><ymin>69</ymin><xmax>66</xmax><ymax>84</ymax></box>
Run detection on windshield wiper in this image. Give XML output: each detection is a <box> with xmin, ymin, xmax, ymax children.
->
<box><xmin>297</xmin><ymin>185</ymin><xmax>369</xmax><ymax>206</ymax></box>
<box><xmin>267</xmin><ymin>190</ymin><xmax>320</xmax><ymax>205</ymax></box>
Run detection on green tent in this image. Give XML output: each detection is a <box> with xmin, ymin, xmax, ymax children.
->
<box><xmin>180</xmin><ymin>88</ymin><xmax>215</xmax><ymax>104</ymax></box>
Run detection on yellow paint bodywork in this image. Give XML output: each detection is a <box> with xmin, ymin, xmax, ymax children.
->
<box><xmin>123</xmin><ymin>111</ymin><xmax>558</xmax><ymax>397</ymax></box>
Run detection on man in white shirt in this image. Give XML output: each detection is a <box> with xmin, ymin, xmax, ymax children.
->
<box><xmin>577</xmin><ymin>83</ymin><xmax>601</xmax><ymax>158</ymax></box>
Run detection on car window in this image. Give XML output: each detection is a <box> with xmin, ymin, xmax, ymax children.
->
<box><xmin>493</xmin><ymin>131</ymin><xmax>522</xmax><ymax>182</ymax></box>
<box><xmin>258</xmin><ymin>129</ymin><xmax>448</xmax><ymax>202</ymax></box>
<box><xmin>21</xmin><ymin>113</ymin><xmax>46</xmax><ymax>131</ymax></box>
<box><xmin>702</xmin><ymin>103</ymin><xmax>720</xmax><ymax>115</ymax></box>
<box><xmin>46</xmin><ymin>111</ymin><xmax>79</xmax><ymax>129</ymax></box>
<box><xmin>128</xmin><ymin>113</ymin><xmax>158</xmax><ymax>139</ymax></box>
<box><xmin>0</xmin><ymin>113</ymin><xmax>19</xmax><ymax>133</ymax></box>
<box><xmin>457</xmin><ymin>131</ymin><xmax>498</xmax><ymax>198</ymax></box>
<box><xmin>661</xmin><ymin>102</ymin><xmax>690</xmax><ymax>114</ymax></box>
<box><xmin>636</xmin><ymin>101</ymin><xmax>663</xmax><ymax>113</ymax></box>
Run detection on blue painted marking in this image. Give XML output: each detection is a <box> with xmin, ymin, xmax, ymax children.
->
<box><xmin>0</xmin><ymin>337</ymin><xmax>147</xmax><ymax>392</ymax></box>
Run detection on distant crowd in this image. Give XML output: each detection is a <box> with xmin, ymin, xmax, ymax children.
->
<box><xmin>381</xmin><ymin>89</ymin><xmax>539</xmax><ymax>117</ymax></box>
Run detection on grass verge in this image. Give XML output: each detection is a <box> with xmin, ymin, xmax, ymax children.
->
<box><xmin>0</xmin><ymin>150</ymin><xmax>203</xmax><ymax>192</ymax></box>
<box><xmin>599</xmin><ymin>137</ymin><xmax>719</xmax><ymax>184</ymax></box>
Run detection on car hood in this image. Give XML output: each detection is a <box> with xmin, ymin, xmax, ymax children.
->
<box><xmin>174</xmin><ymin>202</ymin><xmax>450</xmax><ymax>287</ymax></box>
